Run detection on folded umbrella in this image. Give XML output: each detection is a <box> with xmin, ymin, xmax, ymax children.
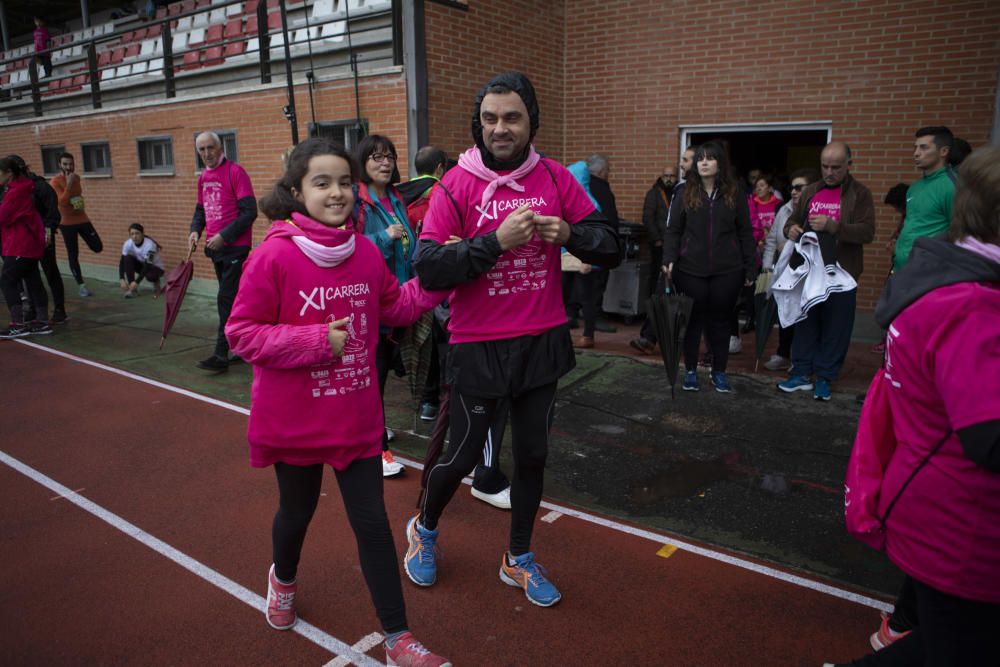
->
<box><xmin>753</xmin><ymin>292</ymin><xmax>780</xmax><ymax>372</ymax></box>
<box><xmin>645</xmin><ymin>278</ymin><xmax>694</xmax><ymax>399</ymax></box>
<box><xmin>159</xmin><ymin>242</ymin><xmax>196</xmax><ymax>350</ymax></box>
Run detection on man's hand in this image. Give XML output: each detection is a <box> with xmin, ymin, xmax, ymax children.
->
<box><xmin>787</xmin><ymin>224</ymin><xmax>804</xmax><ymax>241</ymax></box>
<box><xmin>45</xmin><ymin>229</ymin><xmax>53</xmax><ymax>246</ymax></box>
<box><xmin>386</xmin><ymin>223</ymin><xmax>405</xmax><ymax>240</ymax></box>
<box><xmin>206</xmin><ymin>233</ymin><xmax>225</xmax><ymax>252</ymax></box>
<box><xmin>495</xmin><ymin>204</ymin><xmax>535</xmax><ymax>251</ymax></box>
<box><xmin>65</xmin><ymin>172</ymin><xmax>78</xmax><ymax>187</ymax></box>
<box><xmin>662</xmin><ymin>262</ymin><xmax>673</xmax><ymax>280</ymax></box>
<box><xmin>808</xmin><ymin>215</ymin><xmax>839</xmax><ymax>234</ymax></box>
<box><xmin>327</xmin><ymin>317</ymin><xmax>351</xmax><ymax>356</ymax></box>
<box><xmin>534</xmin><ymin>214</ymin><xmax>570</xmax><ymax>246</ymax></box>
<box><xmin>188</xmin><ymin>231</ymin><xmax>200</xmax><ymax>249</ymax></box>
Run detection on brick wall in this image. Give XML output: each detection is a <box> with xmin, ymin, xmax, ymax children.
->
<box><xmin>424</xmin><ymin>0</ymin><xmax>566</xmax><ymax>162</ymax></box>
<box><xmin>560</xmin><ymin>0</ymin><xmax>999</xmax><ymax>308</ymax></box>
<box><xmin>424</xmin><ymin>0</ymin><xmax>998</xmax><ymax>310</ymax></box>
<box><xmin>0</xmin><ymin>73</ymin><xmax>408</xmax><ymax>281</ymax></box>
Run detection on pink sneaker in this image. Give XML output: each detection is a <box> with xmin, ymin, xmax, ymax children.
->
<box><xmin>870</xmin><ymin>611</ymin><xmax>911</xmax><ymax>650</ymax></box>
<box><xmin>265</xmin><ymin>564</ymin><xmax>298</xmax><ymax>630</ymax></box>
<box><xmin>385</xmin><ymin>632</ymin><xmax>451</xmax><ymax>667</ymax></box>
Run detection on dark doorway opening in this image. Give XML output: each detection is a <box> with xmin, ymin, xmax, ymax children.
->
<box><xmin>686</xmin><ymin>129</ymin><xmax>828</xmax><ymax>195</ymax></box>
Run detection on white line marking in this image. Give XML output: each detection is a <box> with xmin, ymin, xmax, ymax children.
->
<box><xmin>15</xmin><ymin>340</ymin><xmax>892</xmax><ymax>612</ymax></box>
<box><xmin>51</xmin><ymin>487</ymin><xmax>85</xmax><ymax>501</ymax></box>
<box><xmin>0</xmin><ymin>449</ymin><xmax>384</xmax><ymax>667</ymax></box>
<box><xmin>323</xmin><ymin>633</ymin><xmax>384</xmax><ymax>667</ymax></box>
<box><xmin>540</xmin><ymin>510</ymin><xmax>563</xmax><ymax>523</ymax></box>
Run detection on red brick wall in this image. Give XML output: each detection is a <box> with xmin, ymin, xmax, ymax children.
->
<box><xmin>424</xmin><ymin>0</ymin><xmax>566</xmax><ymax>162</ymax></box>
<box><xmin>0</xmin><ymin>74</ymin><xmax>408</xmax><ymax>280</ymax></box>
<box><xmin>559</xmin><ymin>0</ymin><xmax>1000</xmax><ymax>308</ymax></box>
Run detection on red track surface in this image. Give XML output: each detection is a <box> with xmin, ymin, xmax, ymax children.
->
<box><xmin>1</xmin><ymin>342</ymin><xmax>880</xmax><ymax>666</ymax></box>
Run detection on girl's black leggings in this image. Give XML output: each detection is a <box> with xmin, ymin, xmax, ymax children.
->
<box><xmin>673</xmin><ymin>269</ymin><xmax>744</xmax><ymax>373</ymax></box>
<box><xmin>271</xmin><ymin>456</ymin><xmax>406</xmax><ymax>634</ymax></box>
<box><xmin>420</xmin><ymin>381</ymin><xmax>557</xmax><ymax>556</ymax></box>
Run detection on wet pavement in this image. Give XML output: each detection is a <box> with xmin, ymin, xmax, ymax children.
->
<box><xmin>13</xmin><ymin>273</ymin><xmax>898</xmax><ymax>601</ymax></box>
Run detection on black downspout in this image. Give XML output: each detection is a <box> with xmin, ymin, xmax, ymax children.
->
<box><xmin>278</xmin><ymin>0</ymin><xmax>297</xmax><ymax>145</ymax></box>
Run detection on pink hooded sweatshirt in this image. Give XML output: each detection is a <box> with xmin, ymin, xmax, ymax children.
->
<box><xmin>226</xmin><ymin>212</ymin><xmax>445</xmax><ymax>470</ymax></box>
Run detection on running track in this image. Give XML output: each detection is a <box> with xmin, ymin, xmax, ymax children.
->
<box><xmin>1</xmin><ymin>341</ymin><xmax>885</xmax><ymax>666</ymax></box>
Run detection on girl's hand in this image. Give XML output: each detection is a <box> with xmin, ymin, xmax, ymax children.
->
<box><xmin>327</xmin><ymin>317</ymin><xmax>351</xmax><ymax>356</ymax></box>
<box><xmin>445</xmin><ymin>235</ymin><xmax>463</xmax><ymax>245</ymax></box>
<box><xmin>387</xmin><ymin>224</ymin><xmax>405</xmax><ymax>240</ymax></box>
<box><xmin>662</xmin><ymin>263</ymin><xmax>673</xmax><ymax>280</ymax></box>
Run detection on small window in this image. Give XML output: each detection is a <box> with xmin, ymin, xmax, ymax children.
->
<box><xmin>41</xmin><ymin>144</ymin><xmax>66</xmax><ymax>177</ymax></box>
<box><xmin>310</xmin><ymin>120</ymin><xmax>367</xmax><ymax>151</ymax></box>
<box><xmin>138</xmin><ymin>136</ymin><xmax>174</xmax><ymax>175</ymax></box>
<box><xmin>81</xmin><ymin>141</ymin><xmax>112</xmax><ymax>176</ymax></box>
<box><xmin>195</xmin><ymin>130</ymin><xmax>238</xmax><ymax>170</ymax></box>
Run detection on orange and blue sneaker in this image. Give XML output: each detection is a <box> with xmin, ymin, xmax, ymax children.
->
<box><xmin>499</xmin><ymin>551</ymin><xmax>561</xmax><ymax>607</ymax></box>
<box><xmin>403</xmin><ymin>516</ymin><xmax>438</xmax><ymax>586</ymax></box>
<box><xmin>265</xmin><ymin>564</ymin><xmax>298</xmax><ymax>630</ymax></box>
<box><xmin>385</xmin><ymin>632</ymin><xmax>451</xmax><ymax>666</ymax></box>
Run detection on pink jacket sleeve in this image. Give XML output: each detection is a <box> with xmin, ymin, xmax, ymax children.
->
<box><xmin>225</xmin><ymin>252</ymin><xmax>335</xmax><ymax>369</ymax></box>
<box><xmin>379</xmin><ymin>265</ymin><xmax>448</xmax><ymax>328</ymax></box>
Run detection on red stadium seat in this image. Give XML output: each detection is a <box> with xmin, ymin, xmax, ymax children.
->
<box><xmin>206</xmin><ymin>25</ymin><xmax>224</xmax><ymax>43</ymax></box>
<box><xmin>202</xmin><ymin>45</ymin><xmax>224</xmax><ymax>66</ymax></box>
<box><xmin>224</xmin><ymin>18</ymin><xmax>242</xmax><ymax>38</ymax></box>
<box><xmin>223</xmin><ymin>40</ymin><xmax>246</xmax><ymax>57</ymax></box>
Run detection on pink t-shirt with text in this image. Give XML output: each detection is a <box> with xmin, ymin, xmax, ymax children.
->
<box><xmin>808</xmin><ymin>185</ymin><xmax>842</xmax><ymax>222</ymax></box>
<box><xmin>197</xmin><ymin>158</ymin><xmax>256</xmax><ymax>247</ymax></box>
<box><xmin>421</xmin><ymin>157</ymin><xmax>596</xmax><ymax>343</ymax></box>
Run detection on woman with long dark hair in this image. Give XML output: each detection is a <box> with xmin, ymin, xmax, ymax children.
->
<box><xmin>662</xmin><ymin>141</ymin><xmax>756</xmax><ymax>393</ymax></box>
<box><xmin>353</xmin><ymin>135</ymin><xmax>417</xmax><ymax>477</ymax></box>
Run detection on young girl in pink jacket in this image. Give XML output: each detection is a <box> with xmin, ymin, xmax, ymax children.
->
<box><xmin>225</xmin><ymin>139</ymin><xmax>450</xmax><ymax>667</ymax></box>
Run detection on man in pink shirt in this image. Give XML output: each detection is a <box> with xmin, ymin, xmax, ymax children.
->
<box><xmin>402</xmin><ymin>72</ymin><xmax>620</xmax><ymax>608</ymax></box>
<box><xmin>188</xmin><ymin>131</ymin><xmax>258</xmax><ymax>372</ymax></box>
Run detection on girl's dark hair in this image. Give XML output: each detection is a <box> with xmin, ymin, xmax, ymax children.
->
<box><xmin>949</xmin><ymin>146</ymin><xmax>1000</xmax><ymax>245</ymax></box>
<box><xmin>790</xmin><ymin>167</ymin><xmax>821</xmax><ymax>184</ymax></box>
<box><xmin>0</xmin><ymin>155</ymin><xmax>26</xmax><ymax>177</ymax></box>
<box><xmin>354</xmin><ymin>134</ymin><xmax>397</xmax><ymax>185</ymax></box>
<box><xmin>683</xmin><ymin>141</ymin><xmax>738</xmax><ymax>209</ymax></box>
<box><xmin>129</xmin><ymin>223</ymin><xmax>145</xmax><ymax>234</ymax></box>
<box><xmin>260</xmin><ymin>138</ymin><xmax>358</xmax><ymax>221</ymax></box>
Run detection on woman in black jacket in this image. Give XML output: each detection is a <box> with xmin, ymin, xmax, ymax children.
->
<box><xmin>662</xmin><ymin>141</ymin><xmax>756</xmax><ymax>393</ymax></box>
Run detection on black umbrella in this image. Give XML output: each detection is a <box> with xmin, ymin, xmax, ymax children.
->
<box><xmin>751</xmin><ymin>272</ymin><xmax>779</xmax><ymax>371</ymax></box>
<box><xmin>646</xmin><ymin>278</ymin><xmax>694</xmax><ymax>399</ymax></box>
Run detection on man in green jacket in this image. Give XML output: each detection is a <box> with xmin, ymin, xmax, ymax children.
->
<box><xmin>892</xmin><ymin>126</ymin><xmax>956</xmax><ymax>272</ymax></box>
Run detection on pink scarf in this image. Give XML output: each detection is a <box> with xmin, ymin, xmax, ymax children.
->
<box><xmin>457</xmin><ymin>145</ymin><xmax>541</xmax><ymax>215</ymax></box>
<box><xmin>288</xmin><ymin>212</ymin><xmax>356</xmax><ymax>267</ymax></box>
<box><xmin>957</xmin><ymin>236</ymin><xmax>1000</xmax><ymax>265</ymax></box>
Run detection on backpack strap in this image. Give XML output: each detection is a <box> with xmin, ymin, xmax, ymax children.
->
<box><xmin>879</xmin><ymin>429</ymin><xmax>951</xmax><ymax>530</ymax></box>
<box><xmin>538</xmin><ymin>157</ymin><xmax>559</xmax><ymax>187</ymax></box>
<box><xmin>434</xmin><ymin>181</ymin><xmax>463</xmax><ymax>220</ymax></box>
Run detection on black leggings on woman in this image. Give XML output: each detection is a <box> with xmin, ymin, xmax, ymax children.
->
<box><xmin>420</xmin><ymin>381</ymin><xmax>557</xmax><ymax>556</ymax></box>
<box><xmin>673</xmin><ymin>269</ymin><xmax>744</xmax><ymax>373</ymax></box>
<box><xmin>59</xmin><ymin>222</ymin><xmax>103</xmax><ymax>285</ymax></box>
<box><xmin>1</xmin><ymin>256</ymin><xmax>47</xmax><ymax>323</ymax></box>
<box><xmin>272</xmin><ymin>456</ymin><xmax>407</xmax><ymax>634</ymax></box>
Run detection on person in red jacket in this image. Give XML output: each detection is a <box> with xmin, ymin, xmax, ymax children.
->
<box><xmin>0</xmin><ymin>156</ymin><xmax>51</xmax><ymax>338</ymax></box>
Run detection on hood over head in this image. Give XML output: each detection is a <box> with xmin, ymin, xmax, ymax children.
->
<box><xmin>471</xmin><ymin>71</ymin><xmax>540</xmax><ymax>170</ymax></box>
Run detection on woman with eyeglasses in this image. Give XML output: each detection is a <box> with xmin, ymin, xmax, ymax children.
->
<box><xmin>354</xmin><ymin>135</ymin><xmax>417</xmax><ymax>478</ymax></box>
<box><xmin>662</xmin><ymin>141</ymin><xmax>756</xmax><ymax>393</ymax></box>
<box><xmin>760</xmin><ymin>168</ymin><xmax>820</xmax><ymax>371</ymax></box>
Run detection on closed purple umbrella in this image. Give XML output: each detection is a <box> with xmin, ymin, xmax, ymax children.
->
<box><xmin>159</xmin><ymin>242</ymin><xmax>196</xmax><ymax>350</ymax></box>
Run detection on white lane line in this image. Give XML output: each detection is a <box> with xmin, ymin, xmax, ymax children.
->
<box><xmin>15</xmin><ymin>340</ymin><xmax>891</xmax><ymax>612</ymax></box>
<box><xmin>540</xmin><ymin>510</ymin><xmax>563</xmax><ymax>523</ymax></box>
<box><xmin>323</xmin><ymin>633</ymin><xmax>384</xmax><ymax>667</ymax></box>
<box><xmin>0</xmin><ymin>449</ymin><xmax>383</xmax><ymax>667</ymax></box>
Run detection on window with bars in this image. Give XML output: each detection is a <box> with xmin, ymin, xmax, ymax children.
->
<box><xmin>81</xmin><ymin>142</ymin><xmax>112</xmax><ymax>176</ymax></box>
<box><xmin>40</xmin><ymin>145</ymin><xmax>66</xmax><ymax>177</ymax></box>
<box><xmin>138</xmin><ymin>136</ymin><xmax>174</xmax><ymax>175</ymax></box>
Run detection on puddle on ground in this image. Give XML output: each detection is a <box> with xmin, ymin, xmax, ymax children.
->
<box><xmin>629</xmin><ymin>452</ymin><xmax>748</xmax><ymax>504</ymax></box>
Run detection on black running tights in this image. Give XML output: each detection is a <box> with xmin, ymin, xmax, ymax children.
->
<box><xmin>272</xmin><ymin>457</ymin><xmax>407</xmax><ymax>634</ymax></box>
<box><xmin>420</xmin><ymin>381</ymin><xmax>557</xmax><ymax>556</ymax></box>
<box><xmin>59</xmin><ymin>222</ymin><xmax>103</xmax><ymax>285</ymax></box>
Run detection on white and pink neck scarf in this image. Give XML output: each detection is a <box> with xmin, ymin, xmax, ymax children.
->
<box><xmin>457</xmin><ymin>145</ymin><xmax>541</xmax><ymax>214</ymax></box>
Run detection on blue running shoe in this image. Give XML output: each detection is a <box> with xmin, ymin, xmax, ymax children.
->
<box><xmin>777</xmin><ymin>375</ymin><xmax>814</xmax><ymax>393</ymax></box>
<box><xmin>499</xmin><ymin>552</ymin><xmax>561</xmax><ymax>607</ymax></box>
<box><xmin>682</xmin><ymin>370</ymin><xmax>700</xmax><ymax>392</ymax></box>
<box><xmin>814</xmin><ymin>378</ymin><xmax>832</xmax><ymax>401</ymax></box>
<box><xmin>711</xmin><ymin>371</ymin><xmax>733</xmax><ymax>393</ymax></box>
<box><xmin>403</xmin><ymin>515</ymin><xmax>438</xmax><ymax>586</ymax></box>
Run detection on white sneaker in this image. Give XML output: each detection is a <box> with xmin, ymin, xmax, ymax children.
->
<box><xmin>763</xmin><ymin>354</ymin><xmax>790</xmax><ymax>371</ymax></box>
<box><xmin>382</xmin><ymin>450</ymin><xmax>404</xmax><ymax>477</ymax></box>
<box><xmin>471</xmin><ymin>485</ymin><xmax>511</xmax><ymax>510</ymax></box>
<box><xmin>385</xmin><ymin>427</ymin><xmax>395</xmax><ymax>442</ymax></box>
<box><xmin>728</xmin><ymin>336</ymin><xmax>742</xmax><ymax>354</ymax></box>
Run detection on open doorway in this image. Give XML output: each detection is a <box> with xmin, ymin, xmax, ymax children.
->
<box><xmin>681</xmin><ymin>122</ymin><xmax>831</xmax><ymax>195</ymax></box>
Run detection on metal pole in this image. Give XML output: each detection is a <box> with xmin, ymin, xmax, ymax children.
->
<box><xmin>80</xmin><ymin>0</ymin><xmax>91</xmax><ymax>28</ymax></box>
<box><xmin>401</xmin><ymin>0</ymin><xmax>428</xmax><ymax>172</ymax></box>
<box><xmin>0</xmin><ymin>1</ymin><xmax>11</xmax><ymax>53</ymax></box>
<box><xmin>161</xmin><ymin>19</ymin><xmax>175</xmax><ymax>98</ymax></box>
<box><xmin>279</xmin><ymin>0</ymin><xmax>297</xmax><ymax>145</ymax></box>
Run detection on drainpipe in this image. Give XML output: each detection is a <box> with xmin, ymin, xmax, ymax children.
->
<box><xmin>401</xmin><ymin>0</ymin><xmax>428</xmax><ymax>174</ymax></box>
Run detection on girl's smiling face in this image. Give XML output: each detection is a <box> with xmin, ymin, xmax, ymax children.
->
<box><xmin>294</xmin><ymin>154</ymin><xmax>355</xmax><ymax>227</ymax></box>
